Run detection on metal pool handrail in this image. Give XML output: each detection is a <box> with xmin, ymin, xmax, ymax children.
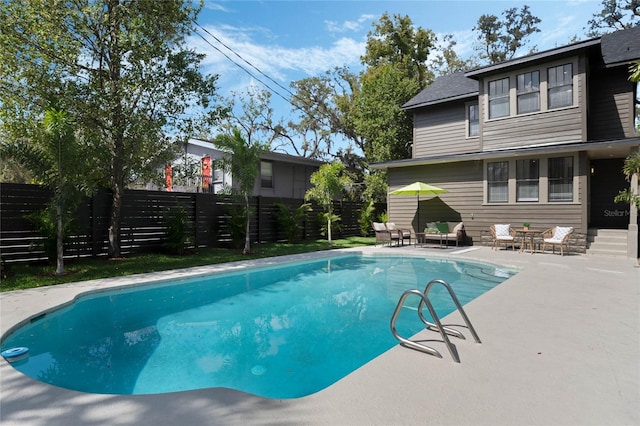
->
<box><xmin>390</xmin><ymin>279</ymin><xmax>481</xmax><ymax>363</ymax></box>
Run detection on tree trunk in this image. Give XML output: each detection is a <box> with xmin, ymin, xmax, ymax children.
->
<box><xmin>327</xmin><ymin>207</ymin><xmax>333</xmax><ymax>245</ymax></box>
<box><xmin>108</xmin><ymin>183</ymin><xmax>122</xmax><ymax>258</ymax></box>
<box><xmin>243</xmin><ymin>194</ymin><xmax>250</xmax><ymax>254</ymax></box>
<box><xmin>56</xmin><ymin>202</ymin><xmax>64</xmax><ymax>276</ymax></box>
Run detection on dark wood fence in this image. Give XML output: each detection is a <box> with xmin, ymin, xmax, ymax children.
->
<box><xmin>0</xmin><ymin>183</ymin><xmax>385</xmax><ymax>263</ymax></box>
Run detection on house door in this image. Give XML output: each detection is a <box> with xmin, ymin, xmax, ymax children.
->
<box><xmin>589</xmin><ymin>159</ymin><xmax>629</xmax><ymax>229</ymax></box>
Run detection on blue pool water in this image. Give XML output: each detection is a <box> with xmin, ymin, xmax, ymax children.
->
<box><xmin>1</xmin><ymin>255</ymin><xmax>516</xmax><ymax>398</ymax></box>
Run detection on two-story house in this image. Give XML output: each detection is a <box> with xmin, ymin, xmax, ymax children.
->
<box><xmin>372</xmin><ymin>26</ymin><xmax>639</xmax><ymax>257</ymax></box>
<box><xmin>147</xmin><ymin>138</ymin><xmax>325</xmax><ymax>198</ymax></box>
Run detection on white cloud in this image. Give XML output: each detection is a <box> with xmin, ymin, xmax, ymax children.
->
<box><xmin>191</xmin><ymin>24</ymin><xmax>365</xmax><ymax>87</ymax></box>
<box><xmin>325</xmin><ymin>14</ymin><xmax>377</xmax><ymax>34</ymax></box>
<box><xmin>203</xmin><ymin>2</ymin><xmax>229</xmax><ymax>13</ymax></box>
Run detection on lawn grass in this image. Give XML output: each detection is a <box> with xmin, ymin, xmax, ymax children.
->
<box><xmin>0</xmin><ymin>237</ymin><xmax>376</xmax><ymax>292</ymax></box>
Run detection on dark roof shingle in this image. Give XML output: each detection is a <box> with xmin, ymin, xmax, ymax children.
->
<box><xmin>601</xmin><ymin>25</ymin><xmax>640</xmax><ymax>67</ymax></box>
<box><xmin>402</xmin><ymin>72</ymin><xmax>478</xmax><ymax>110</ymax></box>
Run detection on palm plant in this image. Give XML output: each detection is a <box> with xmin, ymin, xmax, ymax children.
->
<box><xmin>305</xmin><ymin>162</ymin><xmax>353</xmax><ymax>245</ymax></box>
<box><xmin>0</xmin><ymin>108</ymin><xmax>91</xmax><ymax>275</ymax></box>
<box><xmin>614</xmin><ymin>150</ymin><xmax>640</xmax><ymax>209</ymax></box>
<box><xmin>214</xmin><ymin>128</ymin><xmax>267</xmax><ymax>254</ymax></box>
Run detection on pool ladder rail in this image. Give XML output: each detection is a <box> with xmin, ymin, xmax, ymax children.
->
<box><xmin>390</xmin><ymin>279</ymin><xmax>481</xmax><ymax>363</ymax></box>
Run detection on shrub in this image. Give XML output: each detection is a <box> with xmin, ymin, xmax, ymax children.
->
<box><xmin>163</xmin><ymin>205</ymin><xmax>193</xmax><ymax>255</ymax></box>
<box><xmin>273</xmin><ymin>202</ymin><xmax>311</xmax><ymax>243</ymax></box>
<box><xmin>225</xmin><ymin>204</ymin><xmax>247</xmax><ymax>250</ymax></box>
<box><xmin>359</xmin><ymin>200</ymin><xmax>376</xmax><ymax>237</ymax></box>
<box><xmin>318</xmin><ymin>212</ymin><xmax>341</xmax><ymax>238</ymax></box>
<box><xmin>26</xmin><ymin>207</ymin><xmax>75</xmax><ymax>262</ymax></box>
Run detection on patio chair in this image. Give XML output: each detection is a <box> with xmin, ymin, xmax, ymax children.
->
<box><xmin>385</xmin><ymin>222</ymin><xmax>411</xmax><ymax>246</ymax></box>
<box><xmin>373</xmin><ymin>222</ymin><xmax>400</xmax><ymax>246</ymax></box>
<box><xmin>490</xmin><ymin>224</ymin><xmax>516</xmax><ymax>251</ymax></box>
<box><xmin>541</xmin><ymin>226</ymin><xmax>574</xmax><ymax>256</ymax></box>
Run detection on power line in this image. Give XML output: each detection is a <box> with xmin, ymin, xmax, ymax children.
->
<box><xmin>192</xmin><ymin>20</ymin><xmax>297</xmax><ymax>106</ymax></box>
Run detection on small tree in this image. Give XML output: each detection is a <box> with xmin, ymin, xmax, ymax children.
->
<box><xmin>614</xmin><ymin>62</ymin><xmax>640</xmax><ymax>210</ymax></box>
<box><xmin>359</xmin><ymin>199</ymin><xmax>376</xmax><ymax>237</ymax></box>
<box><xmin>0</xmin><ymin>108</ymin><xmax>91</xmax><ymax>275</ymax></box>
<box><xmin>614</xmin><ymin>150</ymin><xmax>640</xmax><ymax>209</ymax></box>
<box><xmin>305</xmin><ymin>162</ymin><xmax>353</xmax><ymax>245</ymax></box>
<box><xmin>214</xmin><ymin>128</ymin><xmax>267</xmax><ymax>254</ymax></box>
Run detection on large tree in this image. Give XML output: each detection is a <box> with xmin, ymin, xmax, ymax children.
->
<box><xmin>474</xmin><ymin>5</ymin><xmax>541</xmax><ymax>64</ymax></box>
<box><xmin>287</xmin><ymin>67</ymin><xmax>364</xmax><ymax>160</ymax></box>
<box><xmin>431</xmin><ymin>34</ymin><xmax>480</xmax><ymax>76</ymax></box>
<box><xmin>587</xmin><ymin>0</ymin><xmax>640</xmax><ymax>36</ymax></box>
<box><xmin>352</xmin><ymin>64</ymin><xmax>419</xmax><ymax>163</ymax></box>
<box><xmin>220</xmin><ymin>86</ymin><xmax>283</xmax><ymax>149</ymax></box>
<box><xmin>354</xmin><ymin>13</ymin><xmax>435</xmax><ymax>163</ymax></box>
<box><xmin>0</xmin><ymin>0</ymin><xmax>224</xmax><ymax>258</ymax></box>
<box><xmin>361</xmin><ymin>12</ymin><xmax>435</xmax><ymax>91</ymax></box>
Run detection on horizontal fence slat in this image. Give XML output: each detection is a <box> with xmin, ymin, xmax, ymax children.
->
<box><xmin>1</xmin><ymin>183</ymin><xmax>384</xmax><ymax>263</ymax></box>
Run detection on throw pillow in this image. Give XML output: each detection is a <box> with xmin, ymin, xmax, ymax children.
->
<box><xmin>495</xmin><ymin>224</ymin><xmax>510</xmax><ymax>237</ymax></box>
<box><xmin>436</xmin><ymin>222</ymin><xmax>450</xmax><ymax>234</ymax></box>
<box><xmin>553</xmin><ymin>226</ymin><xmax>573</xmax><ymax>241</ymax></box>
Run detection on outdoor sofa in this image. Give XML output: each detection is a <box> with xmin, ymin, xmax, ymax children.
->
<box><xmin>422</xmin><ymin>222</ymin><xmax>465</xmax><ymax>247</ymax></box>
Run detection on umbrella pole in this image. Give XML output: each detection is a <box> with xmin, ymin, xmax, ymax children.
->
<box><xmin>417</xmin><ymin>194</ymin><xmax>420</xmax><ymax>232</ymax></box>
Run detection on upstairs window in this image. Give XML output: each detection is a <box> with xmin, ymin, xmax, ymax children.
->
<box><xmin>516</xmin><ymin>159</ymin><xmax>539</xmax><ymax>202</ymax></box>
<box><xmin>260</xmin><ymin>161</ymin><xmax>273</xmax><ymax>188</ymax></box>
<box><xmin>517</xmin><ymin>71</ymin><xmax>540</xmax><ymax>114</ymax></box>
<box><xmin>488</xmin><ymin>77</ymin><xmax>510</xmax><ymax>118</ymax></box>
<box><xmin>487</xmin><ymin>161</ymin><xmax>509</xmax><ymax>203</ymax></box>
<box><xmin>468</xmin><ymin>103</ymin><xmax>479</xmax><ymax>137</ymax></box>
<box><xmin>548</xmin><ymin>64</ymin><xmax>573</xmax><ymax>109</ymax></box>
<box><xmin>548</xmin><ymin>156</ymin><xmax>573</xmax><ymax>201</ymax></box>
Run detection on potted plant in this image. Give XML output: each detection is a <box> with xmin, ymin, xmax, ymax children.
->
<box><xmin>523</xmin><ymin>222</ymin><xmax>530</xmax><ymax>230</ymax></box>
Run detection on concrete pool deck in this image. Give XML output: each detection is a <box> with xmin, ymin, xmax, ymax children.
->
<box><xmin>1</xmin><ymin>246</ymin><xmax>638</xmax><ymax>425</ymax></box>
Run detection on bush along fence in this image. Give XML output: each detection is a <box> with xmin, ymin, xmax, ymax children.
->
<box><xmin>0</xmin><ymin>183</ymin><xmax>386</xmax><ymax>263</ymax></box>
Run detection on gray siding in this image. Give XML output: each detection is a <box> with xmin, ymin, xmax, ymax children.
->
<box><xmin>387</xmin><ymin>155</ymin><xmax>588</xmax><ymax>245</ymax></box>
<box><xmin>412</xmin><ymin>57</ymin><xmax>596</xmax><ymax>155</ymax></box>
<box><xmin>412</xmin><ymin>103</ymin><xmax>480</xmax><ymax>158</ymax></box>
<box><xmin>480</xmin><ymin>60</ymin><xmax>587</xmax><ymax>150</ymax></box>
<box><xmin>588</xmin><ymin>65</ymin><xmax>637</xmax><ymax>140</ymax></box>
<box><xmin>482</xmin><ymin>108</ymin><xmax>583</xmax><ymax>150</ymax></box>
<box><xmin>254</xmin><ymin>162</ymin><xmax>317</xmax><ymax>199</ymax></box>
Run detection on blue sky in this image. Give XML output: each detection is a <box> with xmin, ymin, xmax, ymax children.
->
<box><xmin>191</xmin><ymin>0</ymin><xmax>604</xmax><ymax>153</ymax></box>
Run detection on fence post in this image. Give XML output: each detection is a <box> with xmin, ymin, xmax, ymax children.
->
<box><xmin>194</xmin><ymin>193</ymin><xmax>200</xmax><ymax>249</ymax></box>
<box><xmin>255</xmin><ymin>195</ymin><xmax>261</xmax><ymax>243</ymax></box>
<box><xmin>91</xmin><ymin>193</ymin><xmax>99</xmax><ymax>257</ymax></box>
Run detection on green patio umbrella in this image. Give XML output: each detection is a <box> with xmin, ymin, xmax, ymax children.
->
<box><xmin>390</xmin><ymin>182</ymin><xmax>448</xmax><ymax>231</ymax></box>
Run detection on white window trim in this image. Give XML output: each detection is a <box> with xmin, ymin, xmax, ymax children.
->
<box><xmin>516</xmin><ymin>70</ymin><xmax>541</xmax><ymax>114</ymax></box>
<box><xmin>465</xmin><ymin>101</ymin><xmax>480</xmax><ymax>139</ymax></box>
<box><xmin>260</xmin><ymin>160</ymin><xmax>274</xmax><ymax>189</ymax></box>
<box><xmin>488</xmin><ymin>77</ymin><xmax>510</xmax><ymax>119</ymax></box>
<box><xmin>482</xmin><ymin>57</ymin><xmax>579</xmax><ymax>122</ymax></box>
<box><xmin>483</xmin><ymin>154</ymin><xmax>578</xmax><ymax>205</ymax></box>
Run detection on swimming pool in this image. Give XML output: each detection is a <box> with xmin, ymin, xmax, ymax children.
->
<box><xmin>1</xmin><ymin>254</ymin><xmax>516</xmax><ymax>398</ymax></box>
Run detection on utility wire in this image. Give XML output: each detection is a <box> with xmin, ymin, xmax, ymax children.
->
<box><xmin>192</xmin><ymin>20</ymin><xmax>297</xmax><ymax>106</ymax></box>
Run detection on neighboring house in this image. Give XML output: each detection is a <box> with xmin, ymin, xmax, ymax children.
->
<box><xmin>255</xmin><ymin>150</ymin><xmax>325</xmax><ymax>199</ymax></box>
<box><xmin>137</xmin><ymin>138</ymin><xmax>231</xmax><ymax>194</ymax></box>
<box><xmin>372</xmin><ymin>26</ymin><xmax>640</xmax><ymax>257</ymax></box>
<box><xmin>142</xmin><ymin>138</ymin><xmax>325</xmax><ymax>198</ymax></box>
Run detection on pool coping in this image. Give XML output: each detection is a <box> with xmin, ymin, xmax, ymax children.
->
<box><xmin>1</xmin><ymin>246</ymin><xmax>639</xmax><ymax>425</ymax></box>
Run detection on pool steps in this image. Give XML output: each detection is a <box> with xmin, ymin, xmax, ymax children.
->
<box><xmin>390</xmin><ymin>279</ymin><xmax>481</xmax><ymax>363</ymax></box>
